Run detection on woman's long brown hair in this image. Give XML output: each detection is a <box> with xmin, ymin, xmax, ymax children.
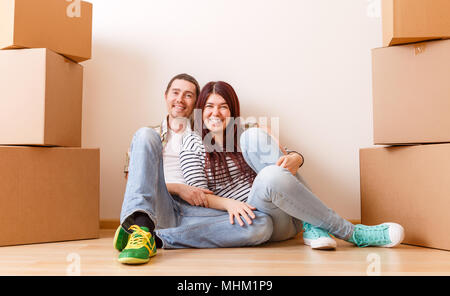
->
<box><xmin>195</xmin><ymin>81</ymin><xmax>256</xmax><ymax>187</ymax></box>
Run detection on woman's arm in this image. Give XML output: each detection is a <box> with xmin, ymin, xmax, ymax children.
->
<box><xmin>180</xmin><ymin>133</ymin><xmax>209</xmax><ymax>187</ymax></box>
<box><xmin>179</xmin><ymin>133</ymin><xmax>256</xmax><ymax>225</ymax></box>
<box><xmin>179</xmin><ymin>133</ymin><xmax>211</xmax><ymax>207</ymax></box>
<box><xmin>205</xmin><ymin>194</ymin><xmax>256</xmax><ymax>226</ymax></box>
<box><xmin>259</xmin><ymin>126</ymin><xmax>304</xmax><ymax>175</ymax></box>
<box><xmin>276</xmin><ymin>153</ymin><xmax>304</xmax><ymax>175</ymax></box>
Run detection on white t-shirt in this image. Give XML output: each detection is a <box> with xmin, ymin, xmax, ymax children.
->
<box><xmin>162</xmin><ymin>129</ymin><xmax>186</xmax><ymax>184</ymax></box>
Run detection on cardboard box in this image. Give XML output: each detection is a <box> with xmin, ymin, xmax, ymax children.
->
<box><xmin>372</xmin><ymin>39</ymin><xmax>450</xmax><ymax>145</ymax></box>
<box><xmin>0</xmin><ymin>146</ymin><xmax>100</xmax><ymax>247</ymax></box>
<box><xmin>0</xmin><ymin>0</ymin><xmax>92</xmax><ymax>62</ymax></box>
<box><xmin>0</xmin><ymin>48</ymin><xmax>83</xmax><ymax>147</ymax></box>
<box><xmin>360</xmin><ymin>145</ymin><xmax>450</xmax><ymax>251</ymax></box>
<box><xmin>382</xmin><ymin>0</ymin><xmax>450</xmax><ymax>47</ymax></box>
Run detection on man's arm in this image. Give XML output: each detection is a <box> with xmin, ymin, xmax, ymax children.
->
<box><xmin>166</xmin><ymin>183</ymin><xmax>212</xmax><ymax>207</ymax></box>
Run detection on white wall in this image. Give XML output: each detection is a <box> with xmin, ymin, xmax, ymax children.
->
<box><xmin>82</xmin><ymin>0</ymin><xmax>382</xmax><ymax>221</ymax></box>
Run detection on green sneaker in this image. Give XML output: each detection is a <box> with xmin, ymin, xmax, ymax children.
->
<box><xmin>113</xmin><ymin>225</ymin><xmax>129</xmax><ymax>252</ymax></box>
<box><xmin>348</xmin><ymin>223</ymin><xmax>405</xmax><ymax>248</ymax></box>
<box><xmin>118</xmin><ymin>225</ymin><xmax>157</xmax><ymax>264</ymax></box>
<box><xmin>302</xmin><ymin>222</ymin><xmax>336</xmax><ymax>250</ymax></box>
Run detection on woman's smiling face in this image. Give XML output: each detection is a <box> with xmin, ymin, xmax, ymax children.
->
<box><xmin>202</xmin><ymin>93</ymin><xmax>231</xmax><ymax>134</ymax></box>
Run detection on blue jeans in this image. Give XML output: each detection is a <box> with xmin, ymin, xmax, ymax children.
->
<box><xmin>240</xmin><ymin>128</ymin><xmax>354</xmax><ymax>240</ymax></box>
<box><xmin>120</xmin><ymin>127</ymin><xmax>273</xmax><ymax>249</ymax></box>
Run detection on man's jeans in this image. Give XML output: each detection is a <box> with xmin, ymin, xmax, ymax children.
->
<box><xmin>120</xmin><ymin>127</ymin><xmax>273</xmax><ymax>249</ymax></box>
<box><xmin>240</xmin><ymin>128</ymin><xmax>354</xmax><ymax>241</ymax></box>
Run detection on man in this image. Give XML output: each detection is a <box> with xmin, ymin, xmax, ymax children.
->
<box><xmin>114</xmin><ymin>74</ymin><xmax>274</xmax><ymax>264</ymax></box>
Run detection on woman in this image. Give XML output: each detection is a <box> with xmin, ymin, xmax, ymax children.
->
<box><xmin>180</xmin><ymin>81</ymin><xmax>405</xmax><ymax>249</ymax></box>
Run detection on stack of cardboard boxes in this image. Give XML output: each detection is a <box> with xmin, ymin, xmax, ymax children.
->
<box><xmin>360</xmin><ymin>0</ymin><xmax>450</xmax><ymax>250</ymax></box>
<box><xmin>0</xmin><ymin>0</ymin><xmax>99</xmax><ymax>246</ymax></box>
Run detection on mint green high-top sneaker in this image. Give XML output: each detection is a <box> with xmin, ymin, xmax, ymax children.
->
<box><xmin>302</xmin><ymin>222</ymin><xmax>337</xmax><ymax>250</ymax></box>
<box><xmin>348</xmin><ymin>223</ymin><xmax>405</xmax><ymax>248</ymax></box>
<box><xmin>118</xmin><ymin>225</ymin><xmax>157</xmax><ymax>264</ymax></box>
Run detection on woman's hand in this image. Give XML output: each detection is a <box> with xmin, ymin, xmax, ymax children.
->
<box><xmin>167</xmin><ymin>183</ymin><xmax>213</xmax><ymax>207</ymax></box>
<box><xmin>224</xmin><ymin>199</ymin><xmax>257</xmax><ymax>226</ymax></box>
<box><xmin>276</xmin><ymin>153</ymin><xmax>303</xmax><ymax>175</ymax></box>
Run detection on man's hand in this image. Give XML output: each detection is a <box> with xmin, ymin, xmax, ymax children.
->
<box><xmin>168</xmin><ymin>183</ymin><xmax>213</xmax><ymax>207</ymax></box>
<box><xmin>276</xmin><ymin>153</ymin><xmax>303</xmax><ymax>176</ymax></box>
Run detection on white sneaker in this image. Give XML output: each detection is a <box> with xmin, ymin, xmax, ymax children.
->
<box><xmin>302</xmin><ymin>222</ymin><xmax>337</xmax><ymax>250</ymax></box>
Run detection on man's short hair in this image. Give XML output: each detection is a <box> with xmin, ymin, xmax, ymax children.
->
<box><xmin>165</xmin><ymin>73</ymin><xmax>201</xmax><ymax>99</ymax></box>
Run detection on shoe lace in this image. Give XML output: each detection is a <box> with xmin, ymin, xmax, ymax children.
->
<box><xmin>351</xmin><ymin>224</ymin><xmax>390</xmax><ymax>247</ymax></box>
<box><xmin>125</xmin><ymin>225</ymin><xmax>153</xmax><ymax>253</ymax></box>
<box><xmin>303</xmin><ymin>223</ymin><xmax>330</xmax><ymax>238</ymax></box>
<box><xmin>303</xmin><ymin>223</ymin><xmax>312</xmax><ymax>232</ymax></box>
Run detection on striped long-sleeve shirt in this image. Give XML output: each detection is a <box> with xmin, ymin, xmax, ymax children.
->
<box><xmin>180</xmin><ymin>132</ymin><xmax>253</xmax><ymax>202</ymax></box>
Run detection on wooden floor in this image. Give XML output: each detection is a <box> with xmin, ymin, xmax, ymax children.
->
<box><xmin>1</xmin><ymin>229</ymin><xmax>449</xmax><ymax>276</ymax></box>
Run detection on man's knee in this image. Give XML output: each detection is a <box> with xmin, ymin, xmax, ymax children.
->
<box><xmin>133</xmin><ymin>127</ymin><xmax>162</xmax><ymax>151</ymax></box>
<box><xmin>135</xmin><ymin>127</ymin><xmax>160</xmax><ymax>143</ymax></box>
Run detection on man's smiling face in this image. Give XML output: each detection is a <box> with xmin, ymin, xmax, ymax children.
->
<box><xmin>165</xmin><ymin>79</ymin><xmax>197</xmax><ymax>120</ymax></box>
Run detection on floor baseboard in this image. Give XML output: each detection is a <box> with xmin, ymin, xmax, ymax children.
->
<box><xmin>100</xmin><ymin>219</ymin><xmax>120</xmax><ymax>229</ymax></box>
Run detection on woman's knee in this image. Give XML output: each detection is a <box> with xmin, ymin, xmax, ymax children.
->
<box><xmin>240</xmin><ymin>127</ymin><xmax>269</xmax><ymax>153</ymax></box>
<box><xmin>254</xmin><ymin>165</ymin><xmax>289</xmax><ymax>188</ymax></box>
<box><xmin>247</xmin><ymin>165</ymin><xmax>288</xmax><ymax>206</ymax></box>
<box><xmin>240</xmin><ymin>127</ymin><xmax>281</xmax><ymax>168</ymax></box>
